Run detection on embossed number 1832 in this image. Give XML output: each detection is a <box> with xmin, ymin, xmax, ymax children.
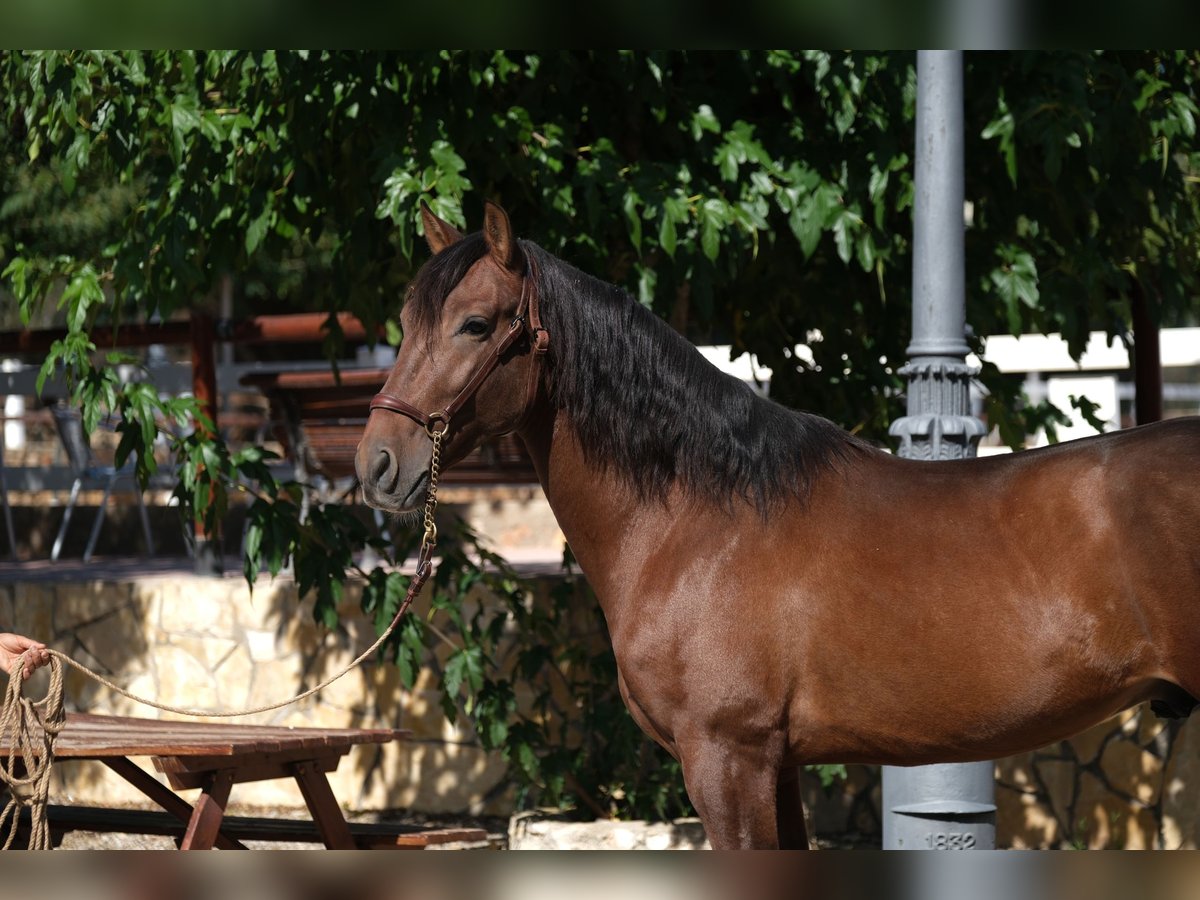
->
<box><xmin>924</xmin><ymin>832</ymin><xmax>977</xmax><ymax>849</ymax></box>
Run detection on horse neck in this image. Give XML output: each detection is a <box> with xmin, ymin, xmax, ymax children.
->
<box><xmin>518</xmin><ymin>405</ymin><xmax>678</xmax><ymax>614</ymax></box>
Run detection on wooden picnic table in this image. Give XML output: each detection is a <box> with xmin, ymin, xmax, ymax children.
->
<box><xmin>3</xmin><ymin>713</ymin><xmax>485</xmax><ymax>850</ymax></box>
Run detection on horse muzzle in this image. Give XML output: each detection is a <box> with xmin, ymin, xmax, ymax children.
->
<box><xmin>355</xmin><ymin>438</ymin><xmax>428</xmax><ymax>513</ymax></box>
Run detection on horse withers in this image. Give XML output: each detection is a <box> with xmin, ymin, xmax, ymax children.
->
<box><xmin>356</xmin><ymin>201</ymin><xmax>1200</xmax><ymax>849</ymax></box>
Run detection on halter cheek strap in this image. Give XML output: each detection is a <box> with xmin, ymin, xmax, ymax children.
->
<box><xmin>368</xmin><ymin>252</ymin><xmax>548</xmax><ymax>438</ymax></box>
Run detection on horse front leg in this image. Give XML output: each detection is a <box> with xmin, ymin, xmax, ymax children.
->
<box><xmin>776</xmin><ymin>766</ymin><xmax>812</xmax><ymax>850</ymax></box>
<box><xmin>678</xmin><ymin>738</ymin><xmax>785</xmax><ymax>849</ymax></box>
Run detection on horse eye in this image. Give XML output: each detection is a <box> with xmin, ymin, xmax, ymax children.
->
<box><xmin>460</xmin><ymin>318</ymin><xmax>490</xmax><ymax>337</ymax></box>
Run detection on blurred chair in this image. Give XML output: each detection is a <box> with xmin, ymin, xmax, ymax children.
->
<box><xmin>48</xmin><ymin>402</ymin><xmax>155</xmax><ymax>562</ymax></box>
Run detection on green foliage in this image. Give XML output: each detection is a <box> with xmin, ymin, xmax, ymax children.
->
<box><xmin>5</xmin><ymin>50</ymin><xmax>1200</xmax><ymax>821</ymax></box>
<box><xmin>7</xmin><ymin>51</ymin><xmax>1200</xmax><ymax>435</ymax></box>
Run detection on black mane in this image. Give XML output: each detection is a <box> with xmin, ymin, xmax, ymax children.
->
<box><xmin>405</xmin><ymin>234</ymin><xmax>870</xmax><ymax>515</ymax></box>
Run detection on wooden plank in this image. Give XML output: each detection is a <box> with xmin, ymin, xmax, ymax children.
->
<box><xmin>155</xmin><ymin>751</ymin><xmax>342</xmax><ymax>791</ymax></box>
<box><xmin>74</xmin><ymin>717</ymin><xmax>407</xmax><ymax>745</ymax></box>
<box><xmin>1</xmin><ymin>714</ymin><xmax>409</xmax><ymax>759</ymax></box>
<box><xmin>369</xmin><ymin>828</ymin><xmax>491</xmax><ymax>849</ymax></box>
<box><xmin>68</xmin><ymin>712</ymin><xmax>407</xmax><ymax>740</ymax></box>
<box><xmin>290</xmin><ymin>761</ymin><xmax>356</xmax><ymax>849</ymax></box>
<box><xmin>181</xmin><ymin>769</ymin><xmax>235</xmax><ymax>850</ymax></box>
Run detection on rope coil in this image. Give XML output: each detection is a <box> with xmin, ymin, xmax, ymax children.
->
<box><xmin>0</xmin><ymin>654</ymin><xmax>64</xmax><ymax>849</ymax></box>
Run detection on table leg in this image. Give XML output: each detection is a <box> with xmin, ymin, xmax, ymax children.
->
<box><xmin>290</xmin><ymin>761</ymin><xmax>355</xmax><ymax>849</ymax></box>
<box><xmin>181</xmin><ymin>769</ymin><xmax>235</xmax><ymax>850</ymax></box>
<box><xmin>103</xmin><ymin>758</ymin><xmax>245</xmax><ymax>850</ymax></box>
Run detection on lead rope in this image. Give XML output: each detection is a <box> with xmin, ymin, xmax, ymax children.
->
<box><xmin>0</xmin><ymin>429</ymin><xmax>446</xmax><ymax>849</ymax></box>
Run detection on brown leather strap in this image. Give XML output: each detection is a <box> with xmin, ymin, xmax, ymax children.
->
<box><xmin>367</xmin><ymin>394</ymin><xmax>433</xmax><ymax>429</ymax></box>
<box><xmin>518</xmin><ymin>254</ymin><xmax>548</xmax><ymax>428</ymax></box>
<box><xmin>524</xmin><ymin>254</ymin><xmax>549</xmax><ymax>356</ymax></box>
<box><xmin>369</xmin><ymin>248</ymin><xmax>548</xmax><ymax>438</ymax></box>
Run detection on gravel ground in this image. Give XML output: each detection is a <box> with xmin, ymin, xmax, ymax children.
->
<box><xmin>53</xmin><ymin>803</ymin><xmax>509</xmax><ymax>850</ymax></box>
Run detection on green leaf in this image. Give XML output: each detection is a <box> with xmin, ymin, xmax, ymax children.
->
<box><xmin>635</xmin><ymin>263</ymin><xmax>657</xmax><ymax>308</ymax></box>
<box><xmin>645</xmin><ymin>56</ymin><xmax>663</xmax><ymax>85</ymax></box>
<box><xmin>429</xmin><ymin>139</ymin><xmax>467</xmax><ymax>176</ymax></box>
<box><xmin>789</xmin><ymin>183</ymin><xmax>839</xmax><ymax>259</ymax></box>
<box><xmin>990</xmin><ymin>245</ymin><xmax>1040</xmax><ymax>334</ymax></box>
<box><xmin>700</xmin><ymin>199</ymin><xmax>725</xmax><ymax>262</ymax></box>
<box><xmin>245</xmin><ymin>204</ymin><xmax>272</xmax><ymax>255</ymax></box>
<box><xmin>690</xmin><ymin>103</ymin><xmax>720</xmax><ymax>141</ymax></box>
<box><xmin>169</xmin><ymin>95</ymin><xmax>202</xmax><ymax>165</ymax></box>
<box><xmin>444</xmin><ymin>647</ymin><xmax>481</xmax><ymax>697</ymax></box>
<box><xmin>658</xmin><ymin>210</ymin><xmax>677</xmax><ymax>259</ymax></box>
<box><xmin>855</xmin><ymin>233</ymin><xmax>876</xmax><ymax>271</ymax></box>
<box><xmin>622</xmin><ymin>190</ymin><xmax>643</xmax><ymax>253</ymax></box>
<box><xmin>832</xmin><ymin>212</ymin><xmax>853</xmax><ymax>264</ymax></box>
<box><xmin>981</xmin><ymin>95</ymin><xmax>1017</xmax><ymax>186</ymax></box>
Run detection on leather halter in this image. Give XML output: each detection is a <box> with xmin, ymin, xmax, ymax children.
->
<box><xmin>368</xmin><ymin>251</ymin><xmax>549</xmax><ymax>438</ymax></box>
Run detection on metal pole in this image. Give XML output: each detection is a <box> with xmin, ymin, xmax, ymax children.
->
<box><xmin>883</xmin><ymin>50</ymin><xmax>994</xmax><ymax>851</ymax></box>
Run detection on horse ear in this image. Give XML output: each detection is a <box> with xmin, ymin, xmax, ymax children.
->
<box><xmin>482</xmin><ymin>200</ymin><xmax>523</xmax><ymax>273</ymax></box>
<box><xmin>420</xmin><ymin>201</ymin><xmax>464</xmax><ymax>255</ymax></box>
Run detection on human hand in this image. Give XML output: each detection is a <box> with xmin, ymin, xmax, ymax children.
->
<box><xmin>0</xmin><ymin>633</ymin><xmax>51</xmax><ymax>681</ymax></box>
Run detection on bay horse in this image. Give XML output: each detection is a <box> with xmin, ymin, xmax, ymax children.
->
<box><xmin>356</xmin><ymin>201</ymin><xmax>1200</xmax><ymax>849</ymax></box>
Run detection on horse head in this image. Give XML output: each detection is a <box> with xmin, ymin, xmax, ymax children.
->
<box><xmin>356</xmin><ymin>201</ymin><xmax>548</xmax><ymax>513</ymax></box>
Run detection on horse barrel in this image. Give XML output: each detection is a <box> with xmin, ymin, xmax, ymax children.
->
<box><xmin>881</xmin><ymin>763</ymin><xmax>997</xmax><ymax>850</ymax></box>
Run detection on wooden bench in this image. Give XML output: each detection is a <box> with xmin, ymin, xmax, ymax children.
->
<box><xmin>240</xmin><ymin>368</ymin><xmax>538</xmax><ymax>487</ymax></box>
<box><xmin>3</xmin><ymin>713</ymin><xmax>487</xmax><ymax>850</ymax></box>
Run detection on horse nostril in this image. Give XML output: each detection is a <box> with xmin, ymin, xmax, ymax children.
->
<box><xmin>371</xmin><ymin>447</ymin><xmax>398</xmax><ymax>492</ymax></box>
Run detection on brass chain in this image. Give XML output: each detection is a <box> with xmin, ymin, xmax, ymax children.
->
<box><xmin>420</xmin><ymin>426</ymin><xmax>444</xmax><ymax>558</ymax></box>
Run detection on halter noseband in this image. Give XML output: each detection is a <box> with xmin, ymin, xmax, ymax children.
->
<box><xmin>368</xmin><ymin>251</ymin><xmax>548</xmax><ymax>437</ymax></box>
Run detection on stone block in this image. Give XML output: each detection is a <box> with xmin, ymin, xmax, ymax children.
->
<box><xmin>156</xmin><ymin>578</ymin><xmax>239</xmax><ymax>636</ymax></box>
<box><xmin>101</xmin><ymin>671</ymin><xmax>160</xmax><ymax>718</ymax></box>
<box><xmin>996</xmin><ymin>788</ymin><xmax>1057</xmax><ymax>850</ymax></box>
<box><xmin>213</xmin><ymin>644</ymin><xmax>254</xmax><ymax>709</ymax></box>
<box><xmin>392</xmin><ymin>741</ymin><xmax>509</xmax><ymax>815</ymax></box>
<box><xmin>167</xmin><ymin>634</ymin><xmax>240</xmax><ymax>672</ymax></box>
<box><xmin>1100</xmin><ymin>737</ymin><xmax>1163</xmax><ymax>806</ymax></box>
<box><xmin>1162</xmin><ymin>716</ymin><xmax>1200</xmax><ymax>849</ymax></box>
<box><xmin>246</xmin><ymin>657</ymin><xmax>307</xmax><ymax>712</ymax></box>
<box><xmin>153</xmin><ymin>644</ymin><xmax>217</xmax><ymax>710</ymax></box>
<box><xmin>10</xmin><ymin>583</ymin><xmax>56</xmax><ymax>639</ymax></box>
<box><xmin>1070</xmin><ymin>717</ymin><xmax>1118</xmax><ymax>766</ymax></box>
<box><xmin>1074</xmin><ymin>771</ymin><xmax>1159</xmax><ymax>849</ymax></box>
<box><xmin>1035</xmin><ymin>756</ymin><xmax>1079</xmax><ymax>830</ymax></box>
<box><xmin>996</xmin><ymin>751</ymin><xmax>1036</xmax><ymax>789</ymax></box>
<box><xmin>507</xmin><ymin>812</ymin><xmax>709</xmax><ymax>850</ymax></box>
<box><xmin>310</xmin><ymin>656</ymin><xmax>375</xmax><ymax>715</ymax></box>
<box><xmin>74</xmin><ymin>613</ymin><xmax>151</xmax><ymax>676</ymax></box>
<box><xmin>51</xmin><ymin>582</ymin><xmax>134</xmax><ymax>633</ymax></box>
<box><xmin>1137</xmin><ymin>705</ymin><xmax>1167</xmax><ymax>748</ymax></box>
<box><xmin>244</xmin><ymin>628</ymin><xmax>278</xmax><ymax>662</ymax></box>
